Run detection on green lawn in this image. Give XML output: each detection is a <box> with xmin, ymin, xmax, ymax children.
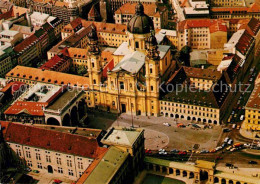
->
<box><xmin>142</xmin><ymin>174</ymin><xmax>185</xmax><ymax>184</ymax></box>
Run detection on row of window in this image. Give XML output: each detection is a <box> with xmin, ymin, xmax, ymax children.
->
<box><xmin>161</xmin><ymin>107</ymin><xmax>217</xmax><ymax>118</ymax></box>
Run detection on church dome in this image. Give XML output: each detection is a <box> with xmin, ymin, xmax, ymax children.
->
<box><xmin>127</xmin><ymin>2</ymin><xmax>154</xmax><ymax>34</ymax></box>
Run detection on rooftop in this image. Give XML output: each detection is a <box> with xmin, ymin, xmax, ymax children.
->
<box><xmin>0</xmin><ymin>30</ymin><xmax>19</xmax><ymax>37</ymax></box>
<box><xmin>101</xmin><ymin>127</ymin><xmax>143</xmax><ymax>147</ymax></box>
<box><xmin>245</xmin><ymin>81</ymin><xmax>260</xmax><ymax>110</ymax></box>
<box><xmin>6</xmin><ymin>66</ymin><xmax>90</xmax><ymax>89</ymax></box>
<box><xmin>1</xmin><ymin>122</ymin><xmax>108</xmax><ymax>158</ymax></box>
<box><xmin>81</xmin><ymin>147</ymin><xmax>129</xmax><ymax>184</ymax></box>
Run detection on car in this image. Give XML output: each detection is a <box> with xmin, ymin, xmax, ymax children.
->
<box><xmin>228</xmin><ymin>139</ymin><xmax>233</xmax><ymax>145</ymax></box>
<box><xmin>230</xmin><ymin>148</ymin><xmax>236</xmax><ymax>152</ymax></box>
<box><xmin>226</xmin><ymin>146</ymin><xmax>232</xmax><ymax>151</ymax></box>
<box><xmin>237</xmin><ymin>125</ymin><xmax>241</xmax><ymax>130</ymax></box>
<box><xmin>225</xmin><ymin>163</ymin><xmax>233</xmax><ymax>167</ymax></box>
<box><xmin>216</xmin><ymin>146</ymin><xmax>222</xmax><ymax>151</ymax></box>
<box><xmin>223</xmin><ymin>128</ymin><xmax>231</xmax><ymax>133</ymax></box>
<box><xmin>216</xmin><ymin>156</ymin><xmax>223</xmax><ymax>160</ymax></box>
<box><xmin>210</xmin><ymin>149</ymin><xmax>216</xmax><ymax>153</ymax></box>
<box><xmin>232</xmin><ymin>124</ymin><xmax>236</xmax><ymax>129</ymax></box>
<box><xmin>178</xmin><ymin>151</ymin><xmax>187</xmax><ymax>155</ymax></box>
<box><xmin>163</xmin><ymin>122</ymin><xmax>171</xmax><ymax>126</ymax></box>
<box><xmin>234</xmin><ymin>114</ymin><xmax>237</xmax><ymax>118</ymax></box>
<box><xmin>248</xmin><ymin>161</ymin><xmax>258</xmax><ymax>164</ymax></box>
<box><xmin>231</xmin><ymin>111</ymin><xmax>235</xmax><ymax>115</ymax></box>
<box><xmin>237</xmin><ymin>100</ymin><xmax>241</xmax><ymax>105</ymax></box>
<box><xmin>159</xmin><ymin>149</ymin><xmax>165</xmax><ymax>152</ymax></box>
<box><xmin>222</xmin><ymin>143</ymin><xmax>227</xmax><ymax>148</ymax></box>
<box><xmin>249</xmin><ymin>78</ymin><xmax>253</xmax><ymax>82</ymax></box>
<box><xmin>243</xmin><ymin>143</ymin><xmax>251</xmax><ymax>148</ymax></box>
<box><xmin>170</xmin><ymin>149</ymin><xmax>179</xmax><ymax>153</ymax></box>
<box><xmin>224</xmin><ymin>137</ymin><xmax>230</xmax><ymax>143</ymax></box>
<box><xmin>195</xmin><ymin>151</ymin><xmax>200</xmax><ymax>154</ymax></box>
<box><xmin>233</xmin><ymin>143</ymin><xmax>242</xmax><ymax>148</ymax></box>
<box><xmin>240</xmin><ymin>115</ymin><xmax>244</xmax><ymax>121</ymax></box>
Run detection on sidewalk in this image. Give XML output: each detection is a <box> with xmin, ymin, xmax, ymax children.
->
<box><xmin>239</xmin><ymin>128</ymin><xmax>260</xmax><ymax>140</ymax></box>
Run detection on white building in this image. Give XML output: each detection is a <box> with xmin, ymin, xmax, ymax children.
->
<box><xmin>30</xmin><ymin>12</ymin><xmax>56</xmax><ymax>27</ymax></box>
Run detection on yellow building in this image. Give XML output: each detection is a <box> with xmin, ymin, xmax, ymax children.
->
<box><xmin>210</xmin><ymin>0</ymin><xmax>245</xmax><ymax>7</ymax></box>
<box><xmin>243</xmin><ymin>77</ymin><xmax>260</xmax><ymax>131</ymax></box>
<box><xmin>177</xmin><ymin>19</ymin><xmax>227</xmax><ymax>50</ymax></box>
<box><xmin>0</xmin><ymin>47</ymin><xmax>13</xmax><ymax>78</ymax></box>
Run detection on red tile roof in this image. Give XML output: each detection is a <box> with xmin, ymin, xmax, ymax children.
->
<box><xmin>236</xmin><ymin>30</ymin><xmax>254</xmax><ymax>55</ymax></box>
<box><xmin>88</xmin><ymin>5</ymin><xmax>100</xmax><ymax>18</ymax></box>
<box><xmin>14</xmin><ymin>34</ymin><xmax>39</xmax><ymax>53</ymax></box>
<box><xmin>39</xmin><ymin>54</ymin><xmax>71</xmax><ymax>71</ymax></box>
<box><xmin>2</xmin><ymin>122</ymin><xmax>108</xmax><ymax>158</ymax></box>
<box><xmin>239</xmin><ymin>17</ymin><xmax>260</xmax><ymax>36</ymax></box>
<box><xmin>178</xmin><ymin>19</ymin><xmax>227</xmax><ymax>33</ymax></box>
<box><xmin>0</xmin><ymin>81</ymin><xmax>26</xmax><ymax>95</ymax></box>
<box><xmin>248</xmin><ymin>3</ymin><xmax>260</xmax><ymax>12</ymax></box>
<box><xmin>4</xmin><ymin>101</ymin><xmax>47</xmax><ymax>116</ymax></box>
<box><xmin>0</xmin><ymin>8</ymin><xmax>12</xmax><ymax>20</ymax></box>
<box><xmin>102</xmin><ymin>59</ymin><xmax>114</xmax><ymax>78</ymax></box>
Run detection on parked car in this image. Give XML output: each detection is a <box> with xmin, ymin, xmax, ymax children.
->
<box><xmin>170</xmin><ymin>149</ymin><xmax>179</xmax><ymax>153</ymax></box>
<box><xmin>216</xmin><ymin>156</ymin><xmax>223</xmax><ymax>160</ymax></box>
<box><xmin>232</xmin><ymin>124</ymin><xmax>236</xmax><ymax>129</ymax></box>
<box><xmin>237</xmin><ymin>125</ymin><xmax>241</xmax><ymax>130</ymax></box>
<box><xmin>224</xmin><ymin>137</ymin><xmax>230</xmax><ymax>143</ymax></box>
<box><xmin>225</xmin><ymin>163</ymin><xmax>233</xmax><ymax>167</ymax></box>
<box><xmin>240</xmin><ymin>115</ymin><xmax>244</xmax><ymax>121</ymax></box>
<box><xmin>210</xmin><ymin>149</ymin><xmax>216</xmax><ymax>153</ymax></box>
<box><xmin>230</xmin><ymin>148</ymin><xmax>236</xmax><ymax>152</ymax></box>
<box><xmin>228</xmin><ymin>139</ymin><xmax>233</xmax><ymax>145</ymax></box>
<box><xmin>178</xmin><ymin>151</ymin><xmax>187</xmax><ymax>155</ymax></box>
<box><xmin>223</xmin><ymin>128</ymin><xmax>231</xmax><ymax>133</ymax></box>
<box><xmin>249</xmin><ymin>78</ymin><xmax>253</xmax><ymax>82</ymax></box>
<box><xmin>163</xmin><ymin>122</ymin><xmax>171</xmax><ymax>126</ymax></box>
<box><xmin>248</xmin><ymin>161</ymin><xmax>258</xmax><ymax>164</ymax></box>
<box><xmin>226</xmin><ymin>146</ymin><xmax>232</xmax><ymax>151</ymax></box>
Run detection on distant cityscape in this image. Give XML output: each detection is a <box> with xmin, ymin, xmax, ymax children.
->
<box><xmin>0</xmin><ymin>0</ymin><xmax>259</xmax><ymax>183</ymax></box>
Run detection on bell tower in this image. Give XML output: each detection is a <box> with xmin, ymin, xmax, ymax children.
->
<box><xmin>145</xmin><ymin>31</ymin><xmax>160</xmax><ymax>116</ymax></box>
<box><xmin>87</xmin><ymin>25</ymin><xmax>102</xmax><ymax>90</ymax></box>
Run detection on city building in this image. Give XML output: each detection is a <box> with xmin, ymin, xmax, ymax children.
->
<box><xmin>1</xmin><ymin>121</ymin><xmax>108</xmax><ymax>181</ymax></box>
<box><xmin>210</xmin><ymin>0</ymin><xmax>245</xmax><ymax>7</ymax></box>
<box><xmin>159</xmin><ymin>67</ymin><xmax>230</xmax><ymax>125</ymax></box>
<box><xmin>243</xmin><ymin>74</ymin><xmax>260</xmax><ymax>131</ymax></box>
<box><xmin>114</xmin><ymin>2</ymin><xmax>168</xmax><ymax>29</ymax></box>
<box><xmin>183</xmin><ymin>0</ymin><xmax>209</xmax><ymax>18</ymax></box>
<box><xmin>0</xmin><ymin>46</ymin><xmax>15</xmax><ymax>78</ymax></box>
<box><xmin>177</xmin><ymin>19</ymin><xmax>227</xmax><ymax>50</ymax></box>
<box><xmin>211</xmin><ymin>3</ymin><xmax>260</xmax><ymax>20</ymax></box>
<box><xmin>30</xmin><ymin>12</ymin><xmax>56</xmax><ymax>27</ymax></box>
<box><xmin>0</xmin><ymin>30</ymin><xmax>23</xmax><ymax>47</ymax></box>
<box><xmin>40</xmin><ymin>53</ymin><xmax>71</xmax><ymax>72</ymax></box>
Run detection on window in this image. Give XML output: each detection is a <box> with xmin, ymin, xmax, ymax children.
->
<box><xmin>79</xmin><ymin>171</ymin><xmax>83</xmax><ymax>177</ymax></box>
<box><xmin>26</xmin><ymin>151</ymin><xmax>31</xmax><ymax>158</ymax></box>
<box><xmin>46</xmin><ymin>155</ymin><xmax>51</xmax><ymax>163</ymax></box>
<box><xmin>135</xmin><ymin>41</ymin><xmax>139</xmax><ymax>48</ymax></box>
<box><xmin>93</xmin><ymin>79</ymin><xmax>96</xmax><ymax>84</ymax></box>
<box><xmin>78</xmin><ymin>162</ymin><xmax>83</xmax><ymax>169</ymax></box>
<box><xmin>36</xmin><ymin>153</ymin><xmax>41</xmax><ymax>160</ymax></box>
<box><xmin>68</xmin><ymin>169</ymin><xmax>74</xmax><ymax>176</ymax></box>
<box><xmin>27</xmin><ymin>160</ymin><xmax>32</xmax><ymax>167</ymax></box>
<box><xmin>92</xmin><ymin>62</ymin><xmax>94</xmax><ymax>68</ymax></box>
<box><xmin>151</xmin><ymin>86</ymin><xmax>153</xmax><ymax>91</ymax></box>
<box><xmin>37</xmin><ymin>163</ymin><xmax>42</xmax><ymax>169</ymax></box>
<box><xmin>57</xmin><ymin>157</ymin><xmax>61</xmax><ymax>165</ymax></box>
<box><xmin>150</xmin><ymin>68</ymin><xmax>153</xmax><ymax>74</ymax></box>
<box><xmin>58</xmin><ymin>167</ymin><xmax>63</xmax><ymax>174</ymax></box>
<box><xmin>16</xmin><ymin>149</ymin><xmax>22</xmax><ymax>156</ymax></box>
<box><xmin>120</xmin><ymin>82</ymin><xmax>124</xmax><ymax>90</ymax></box>
<box><xmin>67</xmin><ymin>160</ymin><xmax>72</xmax><ymax>167</ymax></box>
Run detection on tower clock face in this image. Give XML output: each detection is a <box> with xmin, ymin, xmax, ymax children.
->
<box><xmin>91</xmin><ymin>58</ymin><xmax>95</xmax><ymax>62</ymax></box>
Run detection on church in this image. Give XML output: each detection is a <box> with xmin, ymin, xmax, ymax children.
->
<box><xmin>86</xmin><ymin>2</ymin><xmax>176</xmax><ymax>117</ymax></box>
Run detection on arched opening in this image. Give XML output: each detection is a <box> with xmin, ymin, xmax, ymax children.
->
<box><xmin>214</xmin><ymin>177</ymin><xmax>219</xmax><ymax>183</ymax></box>
<box><xmin>221</xmin><ymin>178</ymin><xmax>226</xmax><ymax>184</ymax></box>
<box><xmin>162</xmin><ymin>167</ymin><xmax>167</xmax><ymax>173</ymax></box>
<box><xmin>47</xmin><ymin>117</ymin><xmax>60</xmax><ymax>126</ymax></box>
<box><xmin>203</xmin><ymin>119</ymin><xmax>207</xmax><ymax>123</ymax></box>
<box><xmin>170</xmin><ymin>114</ymin><xmax>174</xmax><ymax>118</ymax></box>
<box><xmin>187</xmin><ymin>116</ymin><xmax>191</xmax><ymax>120</ymax></box>
<box><xmin>78</xmin><ymin>99</ymin><xmax>87</xmax><ymax>119</ymax></box>
<box><xmin>71</xmin><ymin>106</ymin><xmax>79</xmax><ymax>126</ymax></box>
<box><xmin>169</xmin><ymin>168</ymin><xmax>173</xmax><ymax>174</ymax></box>
<box><xmin>183</xmin><ymin>171</ymin><xmax>187</xmax><ymax>177</ymax></box>
<box><xmin>192</xmin><ymin>117</ymin><xmax>196</xmax><ymax>121</ymax></box>
<box><xmin>189</xmin><ymin>172</ymin><xmax>194</xmax><ymax>179</ymax></box>
<box><xmin>175</xmin><ymin>114</ymin><xmax>179</xmax><ymax>119</ymax></box>
<box><xmin>181</xmin><ymin>115</ymin><xmax>184</xmax><ymax>119</ymax></box>
<box><xmin>200</xmin><ymin>170</ymin><xmax>208</xmax><ymax>181</ymax></box>
<box><xmin>165</xmin><ymin>113</ymin><xmax>168</xmax><ymax>117</ymax></box>
<box><xmin>208</xmin><ymin>120</ymin><xmax>212</xmax><ymax>123</ymax></box>
<box><xmin>229</xmin><ymin>180</ymin><xmax>234</xmax><ymax>184</ymax></box>
<box><xmin>62</xmin><ymin>113</ymin><xmax>71</xmax><ymax>126</ymax></box>
<box><xmin>236</xmin><ymin>182</ymin><xmax>241</xmax><ymax>184</ymax></box>
<box><xmin>198</xmin><ymin>118</ymin><xmax>201</xmax><ymax>122</ymax></box>
<box><xmin>214</xmin><ymin>120</ymin><xmax>218</xmax><ymax>124</ymax></box>
<box><xmin>156</xmin><ymin>165</ymin><xmax>160</xmax><ymax>172</ymax></box>
<box><xmin>47</xmin><ymin>165</ymin><xmax>53</xmax><ymax>173</ymax></box>
<box><xmin>176</xmin><ymin>169</ymin><xmax>180</xmax><ymax>176</ymax></box>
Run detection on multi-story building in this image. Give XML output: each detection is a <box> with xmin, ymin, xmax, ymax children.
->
<box><xmin>40</xmin><ymin>53</ymin><xmax>71</xmax><ymax>72</ymax></box>
<box><xmin>0</xmin><ymin>30</ymin><xmax>23</xmax><ymax>47</ymax></box>
<box><xmin>1</xmin><ymin>121</ymin><xmax>108</xmax><ymax>181</ymax></box>
<box><xmin>61</xmin><ymin>18</ymin><xmax>128</xmax><ymax>47</ymax></box>
<box><xmin>177</xmin><ymin>19</ymin><xmax>227</xmax><ymax>50</ymax></box>
<box><xmin>114</xmin><ymin>2</ymin><xmax>168</xmax><ymax>29</ymax></box>
<box><xmin>159</xmin><ymin>67</ymin><xmax>230</xmax><ymax>125</ymax></box>
<box><xmin>243</xmin><ymin>76</ymin><xmax>260</xmax><ymax>131</ymax></box>
<box><xmin>210</xmin><ymin>0</ymin><xmax>245</xmax><ymax>7</ymax></box>
<box><xmin>8</xmin><ymin>3</ymin><xmax>176</xmax><ymax>118</ymax></box>
<box><xmin>211</xmin><ymin>3</ymin><xmax>260</xmax><ymax>20</ymax></box>
<box><xmin>30</xmin><ymin>12</ymin><xmax>56</xmax><ymax>27</ymax></box>
<box><xmin>0</xmin><ymin>46</ymin><xmax>15</xmax><ymax>78</ymax></box>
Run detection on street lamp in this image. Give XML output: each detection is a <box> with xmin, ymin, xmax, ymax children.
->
<box><xmin>131</xmin><ymin>103</ymin><xmax>134</xmax><ymax>128</ymax></box>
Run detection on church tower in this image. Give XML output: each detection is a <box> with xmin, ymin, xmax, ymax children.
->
<box><xmin>145</xmin><ymin>31</ymin><xmax>160</xmax><ymax>116</ymax></box>
<box><xmin>126</xmin><ymin>2</ymin><xmax>154</xmax><ymax>53</ymax></box>
<box><xmin>87</xmin><ymin>25</ymin><xmax>102</xmax><ymax>90</ymax></box>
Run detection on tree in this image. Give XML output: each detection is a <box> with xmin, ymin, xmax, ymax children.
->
<box><xmin>179</xmin><ymin>46</ymin><xmax>192</xmax><ymax>66</ymax></box>
<box><xmin>77</xmin><ymin>65</ymin><xmax>88</xmax><ymax>76</ymax></box>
